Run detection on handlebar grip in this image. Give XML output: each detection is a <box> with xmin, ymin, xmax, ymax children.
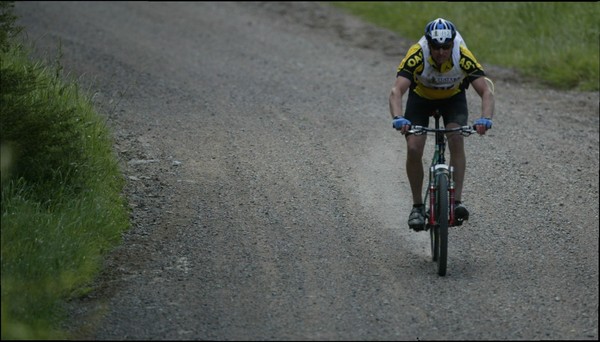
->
<box><xmin>460</xmin><ymin>126</ymin><xmax>476</xmax><ymax>136</ymax></box>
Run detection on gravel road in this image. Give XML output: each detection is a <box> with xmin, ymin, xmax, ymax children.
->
<box><xmin>15</xmin><ymin>2</ymin><xmax>598</xmax><ymax>340</ymax></box>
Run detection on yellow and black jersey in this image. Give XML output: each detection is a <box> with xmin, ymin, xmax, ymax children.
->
<box><xmin>397</xmin><ymin>42</ymin><xmax>485</xmax><ymax>100</ymax></box>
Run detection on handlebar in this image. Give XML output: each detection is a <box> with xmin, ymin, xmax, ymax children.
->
<box><xmin>407</xmin><ymin>125</ymin><xmax>476</xmax><ymax>136</ymax></box>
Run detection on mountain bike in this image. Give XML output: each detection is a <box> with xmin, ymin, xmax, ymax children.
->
<box><xmin>407</xmin><ymin>111</ymin><xmax>476</xmax><ymax>276</ymax></box>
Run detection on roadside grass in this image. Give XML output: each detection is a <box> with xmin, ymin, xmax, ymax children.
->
<box><xmin>331</xmin><ymin>2</ymin><xmax>599</xmax><ymax>91</ymax></box>
<box><xmin>1</xmin><ymin>14</ymin><xmax>130</xmax><ymax>340</ymax></box>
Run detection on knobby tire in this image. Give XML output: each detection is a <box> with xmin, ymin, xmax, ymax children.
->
<box><xmin>436</xmin><ymin>173</ymin><xmax>449</xmax><ymax>276</ymax></box>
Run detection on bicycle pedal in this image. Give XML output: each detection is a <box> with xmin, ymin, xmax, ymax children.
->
<box><xmin>453</xmin><ymin>218</ymin><xmax>468</xmax><ymax>226</ymax></box>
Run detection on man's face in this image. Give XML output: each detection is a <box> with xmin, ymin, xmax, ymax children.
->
<box><xmin>429</xmin><ymin>42</ymin><xmax>453</xmax><ymax>65</ymax></box>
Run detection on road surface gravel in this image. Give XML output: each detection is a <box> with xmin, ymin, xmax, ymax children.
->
<box><xmin>15</xmin><ymin>2</ymin><xmax>599</xmax><ymax>340</ymax></box>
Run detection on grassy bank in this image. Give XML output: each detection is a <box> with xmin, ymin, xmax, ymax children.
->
<box><xmin>331</xmin><ymin>2</ymin><xmax>599</xmax><ymax>91</ymax></box>
<box><xmin>1</xmin><ymin>2</ymin><xmax>130</xmax><ymax>339</ymax></box>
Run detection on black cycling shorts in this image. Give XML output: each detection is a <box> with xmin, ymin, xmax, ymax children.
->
<box><xmin>404</xmin><ymin>90</ymin><xmax>469</xmax><ymax>127</ymax></box>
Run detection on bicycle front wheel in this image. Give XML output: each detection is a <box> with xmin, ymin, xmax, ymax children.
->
<box><xmin>430</xmin><ymin>221</ymin><xmax>438</xmax><ymax>262</ymax></box>
<box><xmin>436</xmin><ymin>173</ymin><xmax>449</xmax><ymax>276</ymax></box>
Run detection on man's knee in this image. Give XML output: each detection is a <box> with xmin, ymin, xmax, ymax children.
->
<box><xmin>447</xmin><ymin>134</ymin><xmax>464</xmax><ymax>148</ymax></box>
<box><xmin>406</xmin><ymin>140</ymin><xmax>425</xmax><ymax>158</ymax></box>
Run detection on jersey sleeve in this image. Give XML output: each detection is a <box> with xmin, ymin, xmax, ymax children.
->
<box><xmin>459</xmin><ymin>45</ymin><xmax>486</xmax><ymax>82</ymax></box>
<box><xmin>396</xmin><ymin>43</ymin><xmax>423</xmax><ymax>80</ymax></box>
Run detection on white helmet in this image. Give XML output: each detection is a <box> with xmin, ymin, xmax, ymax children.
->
<box><xmin>425</xmin><ymin>18</ymin><xmax>457</xmax><ymax>45</ymax></box>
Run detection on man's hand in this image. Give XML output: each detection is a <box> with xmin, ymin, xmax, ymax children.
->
<box><xmin>473</xmin><ymin>117</ymin><xmax>492</xmax><ymax>135</ymax></box>
<box><xmin>392</xmin><ymin>116</ymin><xmax>411</xmax><ymax>134</ymax></box>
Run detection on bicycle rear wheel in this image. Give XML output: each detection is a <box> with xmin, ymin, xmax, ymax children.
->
<box><xmin>436</xmin><ymin>173</ymin><xmax>449</xmax><ymax>276</ymax></box>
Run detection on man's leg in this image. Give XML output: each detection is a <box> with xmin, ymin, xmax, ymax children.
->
<box><xmin>447</xmin><ymin>128</ymin><xmax>469</xmax><ymax>221</ymax></box>
<box><xmin>446</xmin><ymin>127</ymin><xmax>465</xmax><ymax>202</ymax></box>
<box><xmin>405</xmin><ymin>134</ymin><xmax>427</xmax><ymax>204</ymax></box>
<box><xmin>443</xmin><ymin>93</ymin><xmax>468</xmax><ymax>203</ymax></box>
<box><xmin>405</xmin><ymin>134</ymin><xmax>428</xmax><ymax>230</ymax></box>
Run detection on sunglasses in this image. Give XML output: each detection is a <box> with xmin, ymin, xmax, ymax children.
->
<box><xmin>430</xmin><ymin>43</ymin><xmax>452</xmax><ymax>51</ymax></box>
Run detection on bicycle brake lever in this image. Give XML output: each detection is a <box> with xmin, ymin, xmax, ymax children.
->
<box><xmin>460</xmin><ymin>126</ymin><xmax>475</xmax><ymax>136</ymax></box>
<box><xmin>408</xmin><ymin>125</ymin><xmax>425</xmax><ymax>135</ymax></box>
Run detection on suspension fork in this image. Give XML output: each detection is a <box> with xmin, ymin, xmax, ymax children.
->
<box><xmin>428</xmin><ymin>166</ymin><xmax>436</xmax><ymax>225</ymax></box>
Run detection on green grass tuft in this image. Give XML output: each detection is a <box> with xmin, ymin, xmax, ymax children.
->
<box><xmin>1</xmin><ymin>23</ymin><xmax>130</xmax><ymax>340</ymax></box>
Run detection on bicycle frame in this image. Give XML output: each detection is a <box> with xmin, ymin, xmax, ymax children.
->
<box><xmin>426</xmin><ymin>115</ymin><xmax>455</xmax><ymax>228</ymax></box>
<box><xmin>408</xmin><ymin>111</ymin><xmax>475</xmax><ymax>276</ymax></box>
<box><xmin>409</xmin><ymin>111</ymin><xmax>474</xmax><ymax>228</ymax></box>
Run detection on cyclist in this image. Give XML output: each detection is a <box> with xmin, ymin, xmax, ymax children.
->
<box><xmin>389</xmin><ymin>18</ymin><xmax>495</xmax><ymax>231</ymax></box>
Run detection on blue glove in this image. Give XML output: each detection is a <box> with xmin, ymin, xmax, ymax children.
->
<box><xmin>473</xmin><ymin>118</ymin><xmax>493</xmax><ymax>130</ymax></box>
<box><xmin>392</xmin><ymin>116</ymin><xmax>411</xmax><ymax>130</ymax></box>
